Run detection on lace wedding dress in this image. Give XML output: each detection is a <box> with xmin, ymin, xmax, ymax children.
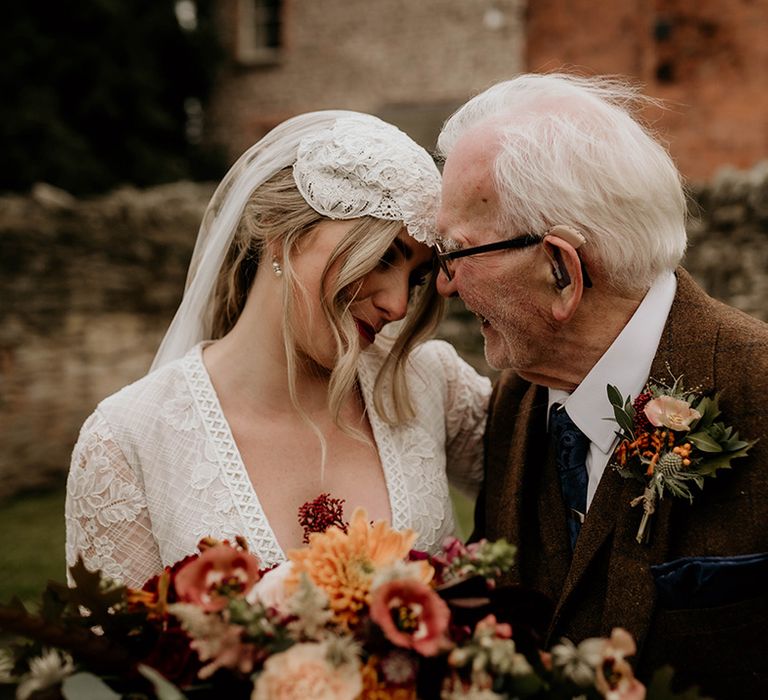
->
<box><xmin>65</xmin><ymin>340</ymin><xmax>491</xmax><ymax>588</ymax></box>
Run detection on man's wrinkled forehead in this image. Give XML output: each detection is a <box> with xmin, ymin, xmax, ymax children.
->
<box><xmin>438</xmin><ymin>122</ymin><xmax>504</xmax><ymax>239</ymax></box>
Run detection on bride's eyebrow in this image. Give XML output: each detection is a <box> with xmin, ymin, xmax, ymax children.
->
<box><xmin>392</xmin><ymin>237</ymin><xmax>412</xmax><ymax>261</ymax></box>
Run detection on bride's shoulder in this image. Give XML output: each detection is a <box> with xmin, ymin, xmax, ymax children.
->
<box><xmin>409</xmin><ymin>339</ymin><xmax>472</xmax><ymax>374</ymax></box>
<box><xmin>95</xmin><ymin>346</ymin><xmax>200</xmax><ymax>428</ymax></box>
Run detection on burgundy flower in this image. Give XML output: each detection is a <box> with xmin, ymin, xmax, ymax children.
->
<box><xmin>632</xmin><ymin>391</ymin><xmax>654</xmax><ymax>434</ymax></box>
<box><xmin>140</xmin><ymin>627</ymin><xmax>201</xmax><ymax>687</ymax></box>
<box><xmin>174</xmin><ymin>543</ymin><xmax>261</xmax><ymax>612</ymax></box>
<box><xmin>370</xmin><ymin>579</ymin><xmax>450</xmax><ymax>657</ymax></box>
<box><xmin>298</xmin><ymin>493</ymin><xmax>348</xmax><ymax>543</ymax></box>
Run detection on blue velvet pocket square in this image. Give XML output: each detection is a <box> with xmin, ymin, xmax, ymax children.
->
<box><xmin>651</xmin><ymin>552</ymin><xmax>768</xmax><ymax>609</ymax></box>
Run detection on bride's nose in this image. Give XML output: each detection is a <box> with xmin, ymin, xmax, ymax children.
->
<box><xmin>375</xmin><ymin>277</ymin><xmax>410</xmax><ymax>323</ymax></box>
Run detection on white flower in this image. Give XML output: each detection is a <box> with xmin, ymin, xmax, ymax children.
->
<box><xmin>285</xmin><ymin>573</ymin><xmax>333</xmax><ymax>638</ymax></box>
<box><xmin>246</xmin><ymin>561</ymin><xmax>295</xmax><ymax>612</ymax></box>
<box><xmin>380</xmin><ymin>650</ymin><xmax>417</xmax><ymax>685</ymax></box>
<box><xmin>0</xmin><ymin>649</ymin><xmax>15</xmax><ymax>683</ymax></box>
<box><xmin>16</xmin><ymin>649</ymin><xmax>74</xmax><ymax>700</ymax></box>
<box><xmin>550</xmin><ymin>636</ymin><xmax>605</xmax><ymax>687</ymax></box>
<box><xmin>371</xmin><ymin>559</ymin><xmax>429</xmax><ymax>589</ymax></box>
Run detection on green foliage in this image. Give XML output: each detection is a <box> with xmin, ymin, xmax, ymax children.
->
<box><xmin>0</xmin><ymin>2</ymin><xmax>225</xmax><ymax>195</ymax></box>
<box><xmin>646</xmin><ymin>666</ymin><xmax>713</xmax><ymax>699</ymax></box>
<box><xmin>606</xmin><ymin>384</ymin><xmax>635</xmax><ymax>439</ymax></box>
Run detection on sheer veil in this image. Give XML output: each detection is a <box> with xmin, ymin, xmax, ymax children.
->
<box><xmin>152</xmin><ymin>111</ymin><xmax>359</xmax><ymax>371</ymax></box>
<box><xmin>151</xmin><ymin>110</ymin><xmax>441</xmax><ymax>372</ymax></box>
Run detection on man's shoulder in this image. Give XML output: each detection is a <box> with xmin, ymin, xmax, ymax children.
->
<box><xmin>675</xmin><ymin>268</ymin><xmax>767</xmax><ymax>335</ymax></box>
<box><xmin>674</xmin><ymin>269</ymin><xmax>768</xmax><ymax>377</ymax></box>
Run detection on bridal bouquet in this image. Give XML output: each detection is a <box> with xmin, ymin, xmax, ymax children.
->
<box><xmin>1</xmin><ymin>499</ymin><xmax>702</xmax><ymax>699</ymax></box>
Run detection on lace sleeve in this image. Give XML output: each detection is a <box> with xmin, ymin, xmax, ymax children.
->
<box><xmin>432</xmin><ymin>342</ymin><xmax>492</xmax><ymax>498</ymax></box>
<box><xmin>65</xmin><ymin>410</ymin><xmax>163</xmax><ymax>589</ymax></box>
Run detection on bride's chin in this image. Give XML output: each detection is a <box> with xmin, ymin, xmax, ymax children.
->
<box><xmin>296</xmin><ymin>351</ymin><xmax>334</xmax><ymax>376</ymax></box>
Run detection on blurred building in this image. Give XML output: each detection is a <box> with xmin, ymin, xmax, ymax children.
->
<box><xmin>208</xmin><ymin>0</ymin><xmax>526</xmax><ymax>159</ymax></box>
<box><xmin>209</xmin><ymin>0</ymin><xmax>768</xmax><ymax>182</ymax></box>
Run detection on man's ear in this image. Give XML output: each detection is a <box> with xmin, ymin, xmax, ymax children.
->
<box><xmin>542</xmin><ymin>234</ymin><xmax>584</xmax><ymax>322</ymax></box>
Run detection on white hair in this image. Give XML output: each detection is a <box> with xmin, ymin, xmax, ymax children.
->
<box><xmin>437</xmin><ymin>73</ymin><xmax>688</xmax><ymax>293</ymax></box>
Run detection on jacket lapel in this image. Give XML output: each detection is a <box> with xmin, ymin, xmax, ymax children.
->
<box><xmin>549</xmin><ymin>269</ymin><xmax>720</xmax><ymax>646</ymax></box>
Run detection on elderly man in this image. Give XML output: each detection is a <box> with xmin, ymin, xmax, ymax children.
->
<box><xmin>436</xmin><ymin>73</ymin><xmax>768</xmax><ymax>697</ymax></box>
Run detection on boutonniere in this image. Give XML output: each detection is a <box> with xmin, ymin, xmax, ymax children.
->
<box><xmin>607</xmin><ymin>375</ymin><xmax>756</xmax><ymax>544</ymax></box>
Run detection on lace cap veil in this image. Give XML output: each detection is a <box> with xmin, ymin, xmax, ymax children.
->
<box><xmin>151</xmin><ymin>110</ymin><xmax>441</xmax><ymax>371</ymax></box>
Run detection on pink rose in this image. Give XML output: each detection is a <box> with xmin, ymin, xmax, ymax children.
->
<box><xmin>252</xmin><ymin>642</ymin><xmax>362</xmax><ymax>700</ymax></box>
<box><xmin>370</xmin><ymin>579</ymin><xmax>450</xmax><ymax>656</ymax></box>
<box><xmin>175</xmin><ymin>543</ymin><xmax>261</xmax><ymax>612</ymax></box>
<box><xmin>475</xmin><ymin>614</ymin><xmax>512</xmax><ymax>640</ymax></box>
<box><xmin>595</xmin><ymin>628</ymin><xmax>646</xmax><ymax>700</ymax></box>
<box><xmin>643</xmin><ymin>396</ymin><xmax>701</xmax><ymax>432</ymax></box>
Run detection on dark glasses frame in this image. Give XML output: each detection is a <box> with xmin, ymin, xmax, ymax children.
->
<box><xmin>434</xmin><ymin>232</ymin><xmax>593</xmax><ymax>288</ymax></box>
<box><xmin>435</xmin><ymin>234</ymin><xmax>541</xmax><ymax>281</ymax></box>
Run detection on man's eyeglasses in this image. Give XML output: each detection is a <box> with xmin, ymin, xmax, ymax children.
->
<box><xmin>434</xmin><ymin>234</ymin><xmax>541</xmax><ymax>281</ymax></box>
<box><xmin>434</xmin><ymin>230</ymin><xmax>593</xmax><ymax>288</ymax></box>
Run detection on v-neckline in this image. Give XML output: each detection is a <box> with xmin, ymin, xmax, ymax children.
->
<box><xmin>184</xmin><ymin>343</ymin><xmax>407</xmax><ymax>563</ymax></box>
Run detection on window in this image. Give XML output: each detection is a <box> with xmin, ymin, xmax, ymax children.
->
<box><xmin>236</xmin><ymin>0</ymin><xmax>282</xmax><ymax>65</ymax></box>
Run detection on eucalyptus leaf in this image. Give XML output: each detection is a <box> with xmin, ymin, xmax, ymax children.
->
<box><xmin>613</xmin><ymin>406</ymin><xmax>635</xmax><ymax>437</ymax></box>
<box><xmin>615</xmin><ymin>466</ymin><xmax>641</xmax><ymax>481</ymax></box>
<box><xmin>687</xmin><ymin>432</ymin><xmax>723</xmax><ymax>453</ymax></box>
<box><xmin>647</xmin><ymin>665</ymin><xmax>712</xmax><ymax>699</ymax></box>
<box><xmin>62</xmin><ymin>672</ymin><xmax>121</xmax><ymax>700</ymax></box>
<box><xmin>138</xmin><ymin>665</ymin><xmax>188</xmax><ymax>700</ymax></box>
<box><xmin>607</xmin><ymin>384</ymin><xmax>624</xmax><ymax>409</ymax></box>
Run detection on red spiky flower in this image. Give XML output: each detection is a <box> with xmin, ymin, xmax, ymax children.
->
<box><xmin>297</xmin><ymin>493</ymin><xmax>348</xmax><ymax>543</ymax></box>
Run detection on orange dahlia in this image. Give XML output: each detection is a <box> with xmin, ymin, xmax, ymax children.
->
<box><xmin>286</xmin><ymin>508</ymin><xmax>431</xmax><ymax>629</ymax></box>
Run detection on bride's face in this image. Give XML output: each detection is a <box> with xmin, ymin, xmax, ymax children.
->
<box><xmin>289</xmin><ymin>220</ymin><xmax>434</xmax><ymax>369</ymax></box>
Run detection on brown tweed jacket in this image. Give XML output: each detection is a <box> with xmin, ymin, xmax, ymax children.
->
<box><xmin>476</xmin><ymin>269</ymin><xmax>768</xmax><ymax>698</ymax></box>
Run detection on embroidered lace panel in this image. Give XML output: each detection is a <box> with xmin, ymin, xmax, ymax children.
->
<box><xmin>65</xmin><ymin>341</ymin><xmax>490</xmax><ymax>586</ymax></box>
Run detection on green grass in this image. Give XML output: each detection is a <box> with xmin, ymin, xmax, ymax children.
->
<box><xmin>451</xmin><ymin>486</ymin><xmax>476</xmax><ymax>541</ymax></box>
<box><xmin>0</xmin><ymin>487</ymin><xmax>66</xmax><ymax>604</ymax></box>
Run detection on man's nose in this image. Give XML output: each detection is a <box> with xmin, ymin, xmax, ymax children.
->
<box><xmin>436</xmin><ymin>269</ymin><xmax>459</xmax><ymax>298</ymax></box>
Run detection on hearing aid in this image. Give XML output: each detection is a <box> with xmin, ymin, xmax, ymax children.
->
<box><xmin>542</xmin><ymin>225</ymin><xmax>587</xmax><ymax>290</ymax></box>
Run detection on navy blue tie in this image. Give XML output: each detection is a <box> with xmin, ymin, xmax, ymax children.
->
<box><xmin>549</xmin><ymin>404</ymin><xmax>589</xmax><ymax>550</ymax></box>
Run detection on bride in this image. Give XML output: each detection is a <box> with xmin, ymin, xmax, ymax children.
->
<box><xmin>65</xmin><ymin>111</ymin><xmax>491</xmax><ymax>588</ymax></box>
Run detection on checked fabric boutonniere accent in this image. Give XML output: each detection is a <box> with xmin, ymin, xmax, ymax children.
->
<box><xmin>607</xmin><ymin>375</ymin><xmax>756</xmax><ymax>544</ymax></box>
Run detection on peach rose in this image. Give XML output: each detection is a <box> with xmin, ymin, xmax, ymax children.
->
<box><xmin>251</xmin><ymin>642</ymin><xmax>362</xmax><ymax>700</ymax></box>
<box><xmin>643</xmin><ymin>396</ymin><xmax>700</xmax><ymax>432</ymax></box>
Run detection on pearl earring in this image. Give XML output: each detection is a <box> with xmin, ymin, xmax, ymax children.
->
<box><xmin>271</xmin><ymin>257</ymin><xmax>283</xmax><ymax>277</ymax></box>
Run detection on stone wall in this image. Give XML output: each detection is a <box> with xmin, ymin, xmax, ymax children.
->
<box><xmin>1</xmin><ymin>163</ymin><xmax>767</xmax><ymax>498</ymax></box>
<box><xmin>0</xmin><ymin>182</ymin><xmax>214</xmax><ymax>497</ymax></box>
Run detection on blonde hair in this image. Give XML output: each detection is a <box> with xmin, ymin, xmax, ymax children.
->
<box><xmin>211</xmin><ymin>167</ymin><xmax>443</xmax><ymax>436</ymax></box>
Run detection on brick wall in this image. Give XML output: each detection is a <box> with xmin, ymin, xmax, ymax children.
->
<box><xmin>526</xmin><ymin>0</ymin><xmax>768</xmax><ymax>181</ymax></box>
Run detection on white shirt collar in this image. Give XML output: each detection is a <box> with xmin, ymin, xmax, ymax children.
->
<box><xmin>548</xmin><ymin>271</ymin><xmax>677</xmax><ymax>453</ymax></box>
